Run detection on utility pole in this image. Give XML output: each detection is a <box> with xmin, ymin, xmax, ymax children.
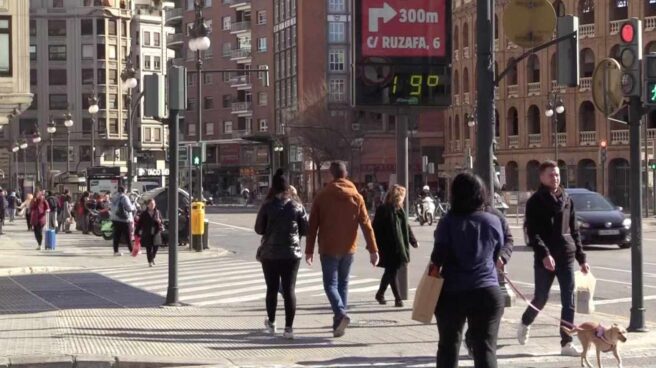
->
<box><xmin>396</xmin><ymin>112</ymin><xmax>409</xmax><ymax>300</ymax></box>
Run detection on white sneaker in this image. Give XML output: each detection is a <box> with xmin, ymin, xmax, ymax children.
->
<box><xmin>114</xmin><ymin>252</ymin><xmax>123</xmax><ymax>257</ymax></box>
<box><xmin>36</xmin><ymin>245</ymin><xmax>41</xmax><ymax>250</ymax></box>
<box><xmin>517</xmin><ymin>323</ymin><xmax>530</xmax><ymax>345</ymax></box>
<box><xmin>561</xmin><ymin>342</ymin><xmax>581</xmax><ymax>357</ymax></box>
<box><xmin>264</xmin><ymin>318</ymin><xmax>276</xmax><ymax>335</ymax></box>
<box><xmin>283</xmin><ymin>327</ymin><xmax>294</xmax><ymax>340</ymax></box>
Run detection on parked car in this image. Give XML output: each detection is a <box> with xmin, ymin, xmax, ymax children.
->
<box><xmin>138</xmin><ymin>187</ymin><xmax>191</xmax><ymax>247</ymax></box>
<box><xmin>523</xmin><ymin>188</ymin><xmax>631</xmax><ymax>249</ymax></box>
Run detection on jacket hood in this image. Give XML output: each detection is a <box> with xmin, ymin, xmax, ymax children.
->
<box><xmin>325</xmin><ymin>179</ymin><xmax>360</xmax><ymax>200</ymax></box>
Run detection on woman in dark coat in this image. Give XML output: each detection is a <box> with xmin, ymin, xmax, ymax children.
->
<box><xmin>135</xmin><ymin>198</ymin><xmax>163</xmax><ymax>267</ymax></box>
<box><xmin>372</xmin><ymin>184</ymin><xmax>418</xmax><ymax>307</ymax></box>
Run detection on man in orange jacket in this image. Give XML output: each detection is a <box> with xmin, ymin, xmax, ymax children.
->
<box><xmin>305</xmin><ymin>161</ymin><xmax>379</xmax><ymax>338</ymax></box>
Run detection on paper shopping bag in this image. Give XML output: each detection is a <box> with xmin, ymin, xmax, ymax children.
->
<box><xmin>412</xmin><ymin>263</ymin><xmax>444</xmax><ymax>324</ymax></box>
<box><xmin>575</xmin><ymin>271</ymin><xmax>596</xmax><ymax>314</ymax></box>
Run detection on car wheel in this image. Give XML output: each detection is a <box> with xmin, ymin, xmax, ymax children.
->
<box><xmin>618</xmin><ymin>242</ymin><xmax>631</xmax><ymax>249</ymax></box>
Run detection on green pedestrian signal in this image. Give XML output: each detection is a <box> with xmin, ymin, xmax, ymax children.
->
<box><xmin>648</xmin><ymin>82</ymin><xmax>656</xmax><ymax>104</ymax></box>
<box><xmin>644</xmin><ymin>54</ymin><xmax>656</xmax><ymax>106</ymax></box>
<box><xmin>191</xmin><ymin>146</ymin><xmax>202</xmax><ymax>167</ymax></box>
<box><xmin>650</xmin><ymin>160</ymin><xmax>656</xmax><ymax>170</ymax></box>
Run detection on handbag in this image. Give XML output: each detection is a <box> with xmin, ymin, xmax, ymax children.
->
<box><xmin>131</xmin><ymin>236</ymin><xmax>141</xmax><ymax>257</ymax></box>
<box><xmin>411</xmin><ymin>263</ymin><xmax>444</xmax><ymax>324</ymax></box>
<box><xmin>153</xmin><ymin>231</ymin><xmax>163</xmax><ymax>246</ymax></box>
<box><xmin>575</xmin><ymin>271</ymin><xmax>596</xmax><ymax>314</ymax></box>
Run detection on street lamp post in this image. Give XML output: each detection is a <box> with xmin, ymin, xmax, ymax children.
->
<box><xmin>19</xmin><ymin>139</ymin><xmax>28</xmax><ymax>193</ymax></box>
<box><xmin>545</xmin><ymin>91</ymin><xmax>565</xmax><ymax>162</ymax></box>
<box><xmin>32</xmin><ymin>129</ymin><xmax>42</xmax><ymax>189</ymax></box>
<box><xmin>88</xmin><ymin>95</ymin><xmax>99</xmax><ymax>167</ymax></box>
<box><xmin>121</xmin><ymin>55</ymin><xmax>138</xmax><ymax>193</ymax></box>
<box><xmin>189</xmin><ymin>0</ymin><xmax>211</xmax><ymax>201</ymax></box>
<box><xmin>47</xmin><ymin>120</ymin><xmax>56</xmax><ymax>173</ymax></box>
<box><xmin>64</xmin><ymin>112</ymin><xmax>74</xmax><ymax>173</ymax></box>
<box><xmin>11</xmin><ymin>143</ymin><xmax>19</xmax><ymax>192</ymax></box>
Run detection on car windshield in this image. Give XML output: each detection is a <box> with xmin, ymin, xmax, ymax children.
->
<box><xmin>571</xmin><ymin>193</ymin><xmax>614</xmax><ymax>212</ymax></box>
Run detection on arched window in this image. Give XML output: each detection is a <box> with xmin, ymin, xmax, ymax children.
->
<box><xmin>527</xmin><ymin>54</ymin><xmax>540</xmax><ymax>83</ymax></box>
<box><xmin>527</xmin><ymin>105</ymin><xmax>541</xmax><ymax>134</ymax></box>
<box><xmin>647</xmin><ymin>0</ymin><xmax>656</xmax><ymax>17</ymax></box>
<box><xmin>646</xmin><ymin>42</ymin><xmax>656</xmax><ymax>56</ymax></box>
<box><xmin>609</xmin><ymin>0</ymin><xmax>627</xmax><ymax>21</ymax></box>
<box><xmin>550</xmin><ymin>53</ymin><xmax>557</xmax><ymax>82</ymax></box>
<box><xmin>463</xmin><ymin>68</ymin><xmax>470</xmax><ymax>93</ymax></box>
<box><xmin>579</xmin><ymin>101</ymin><xmax>596</xmax><ymax>131</ymax></box>
<box><xmin>527</xmin><ymin>160</ymin><xmax>541</xmax><ymax>190</ymax></box>
<box><xmin>463</xmin><ymin>22</ymin><xmax>469</xmax><ymax>48</ymax></box>
<box><xmin>578</xmin><ymin>0</ymin><xmax>594</xmax><ymax>24</ymax></box>
<box><xmin>577</xmin><ymin>159</ymin><xmax>597</xmax><ymax>191</ymax></box>
<box><xmin>580</xmin><ymin>48</ymin><xmax>595</xmax><ymax>78</ymax></box>
<box><xmin>553</xmin><ymin>0</ymin><xmax>566</xmax><ymax>17</ymax></box>
<box><xmin>507</xmin><ymin>107</ymin><xmax>519</xmax><ymax>135</ymax></box>
<box><xmin>454</xmin><ymin>70</ymin><xmax>460</xmax><ymax>95</ymax></box>
<box><xmin>507</xmin><ymin>58</ymin><xmax>518</xmax><ymax>85</ymax></box>
<box><xmin>494</xmin><ymin>14</ymin><xmax>499</xmax><ymax>40</ymax></box>
<box><xmin>454</xmin><ymin>115</ymin><xmax>461</xmax><ymax>140</ymax></box>
<box><xmin>495</xmin><ymin>109</ymin><xmax>500</xmax><ymax>137</ymax></box>
<box><xmin>506</xmin><ymin>161</ymin><xmax>519</xmax><ymax>191</ymax></box>
<box><xmin>454</xmin><ymin>25</ymin><xmax>459</xmax><ymax>50</ymax></box>
<box><xmin>448</xmin><ymin>116</ymin><xmax>453</xmax><ymax>140</ymax></box>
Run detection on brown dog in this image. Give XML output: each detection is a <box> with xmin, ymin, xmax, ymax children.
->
<box><xmin>561</xmin><ymin>322</ymin><xmax>628</xmax><ymax>368</ymax></box>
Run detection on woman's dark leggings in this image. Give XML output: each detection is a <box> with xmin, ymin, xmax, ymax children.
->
<box><xmin>34</xmin><ymin>224</ymin><xmax>43</xmax><ymax>246</ymax></box>
<box><xmin>26</xmin><ymin>212</ymin><xmax>32</xmax><ymax>230</ymax></box>
<box><xmin>146</xmin><ymin>246</ymin><xmax>159</xmax><ymax>263</ymax></box>
<box><xmin>112</xmin><ymin>221</ymin><xmax>133</xmax><ymax>253</ymax></box>
<box><xmin>377</xmin><ymin>266</ymin><xmax>401</xmax><ymax>301</ymax></box>
<box><xmin>261</xmin><ymin>258</ymin><xmax>300</xmax><ymax>328</ymax></box>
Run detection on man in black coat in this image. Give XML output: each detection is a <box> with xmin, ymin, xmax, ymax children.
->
<box><xmin>517</xmin><ymin>160</ymin><xmax>590</xmax><ymax>356</ymax></box>
<box><xmin>0</xmin><ymin>188</ymin><xmax>6</xmax><ymax>235</ymax></box>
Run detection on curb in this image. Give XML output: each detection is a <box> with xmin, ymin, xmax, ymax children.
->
<box><xmin>0</xmin><ymin>266</ymin><xmax>85</xmax><ymax>277</ymax></box>
<box><xmin>0</xmin><ymin>355</ymin><xmax>233</xmax><ymax>368</ymax></box>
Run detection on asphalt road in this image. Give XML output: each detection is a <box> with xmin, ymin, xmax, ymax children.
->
<box><xmin>204</xmin><ymin>210</ymin><xmax>656</xmax><ymax>323</ymax></box>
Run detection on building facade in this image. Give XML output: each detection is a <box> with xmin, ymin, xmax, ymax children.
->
<box><xmin>446</xmin><ymin>0</ymin><xmax>656</xmax><ymax>209</ymax></box>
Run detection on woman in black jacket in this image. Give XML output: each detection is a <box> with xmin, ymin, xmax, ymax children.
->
<box><xmin>372</xmin><ymin>184</ymin><xmax>418</xmax><ymax>307</ymax></box>
<box><xmin>135</xmin><ymin>198</ymin><xmax>163</xmax><ymax>267</ymax></box>
<box><xmin>254</xmin><ymin>169</ymin><xmax>308</xmax><ymax>339</ymax></box>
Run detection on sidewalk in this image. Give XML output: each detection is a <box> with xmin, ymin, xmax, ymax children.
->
<box><xmin>0</xmin><ymin>225</ymin><xmax>654</xmax><ymax>366</ymax></box>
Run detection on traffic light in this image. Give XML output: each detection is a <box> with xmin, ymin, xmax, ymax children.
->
<box><xmin>600</xmin><ymin>140</ymin><xmax>608</xmax><ymax>162</ymax></box>
<box><xmin>557</xmin><ymin>15</ymin><xmax>580</xmax><ymax>87</ymax></box>
<box><xmin>645</xmin><ymin>54</ymin><xmax>656</xmax><ymax>106</ymax></box>
<box><xmin>618</xmin><ymin>18</ymin><xmax>642</xmax><ymax>97</ymax></box>
<box><xmin>191</xmin><ymin>146</ymin><xmax>202</xmax><ymax>167</ymax></box>
<box><xmin>650</xmin><ymin>159</ymin><xmax>656</xmax><ymax>171</ymax></box>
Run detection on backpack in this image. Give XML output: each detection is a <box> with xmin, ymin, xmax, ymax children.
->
<box><xmin>46</xmin><ymin>197</ymin><xmax>58</xmax><ymax>212</ymax></box>
<box><xmin>116</xmin><ymin>197</ymin><xmax>128</xmax><ymax>220</ymax></box>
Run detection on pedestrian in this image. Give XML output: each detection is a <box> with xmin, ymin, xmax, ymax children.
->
<box><xmin>110</xmin><ymin>186</ymin><xmax>135</xmax><ymax>256</ymax></box>
<box><xmin>59</xmin><ymin>194</ymin><xmax>73</xmax><ymax>233</ymax></box>
<box><xmin>30</xmin><ymin>190</ymin><xmax>50</xmax><ymax>251</ymax></box>
<box><xmin>432</xmin><ymin>172</ymin><xmax>506</xmax><ymax>368</ymax></box>
<box><xmin>255</xmin><ymin>169</ymin><xmax>308</xmax><ymax>339</ymax></box>
<box><xmin>56</xmin><ymin>189</ymin><xmax>70</xmax><ymax>232</ymax></box>
<box><xmin>372</xmin><ymin>184</ymin><xmax>418</xmax><ymax>307</ymax></box>
<box><xmin>0</xmin><ymin>189</ymin><xmax>6</xmax><ymax>235</ymax></box>
<box><xmin>517</xmin><ymin>160</ymin><xmax>590</xmax><ymax>356</ymax></box>
<box><xmin>45</xmin><ymin>191</ymin><xmax>59</xmax><ymax>232</ymax></box>
<box><xmin>135</xmin><ymin>198</ymin><xmax>163</xmax><ymax>267</ymax></box>
<box><xmin>18</xmin><ymin>193</ymin><xmax>33</xmax><ymax>231</ymax></box>
<box><xmin>7</xmin><ymin>191</ymin><xmax>19</xmax><ymax>223</ymax></box>
<box><xmin>76</xmin><ymin>192</ymin><xmax>90</xmax><ymax>234</ymax></box>
<box><xmin>305</xmin><ymin>161</ymin><xmax>379</xmax><ymax>338</ymax></box>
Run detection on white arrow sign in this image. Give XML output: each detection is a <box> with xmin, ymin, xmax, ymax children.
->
<box><xmin>369</xmin><ymin>2</ymin><xmax>397</xmax><ymax>32</ymax></box>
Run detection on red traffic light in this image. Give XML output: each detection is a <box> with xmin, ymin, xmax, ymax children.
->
<box><xmin>600</xmin><ymin>140</ymin><xmax>608</xmax><ymax>148</ymax></box>
<box><xmin>621</xmin><ymin>23</ymin><xmax>635</xmax><ymax>43</ymax></box>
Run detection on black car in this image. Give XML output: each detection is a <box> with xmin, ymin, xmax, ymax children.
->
<box><xmin>524</xmin><ymin>188</ymin><xmax>631</xmax><ymax>249</ymax></box>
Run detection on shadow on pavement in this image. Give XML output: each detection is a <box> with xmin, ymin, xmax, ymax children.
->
<box><xmin>297</xmin><ymin>356</ymin><xmax>434</xmax><ymax>367</ymax></box>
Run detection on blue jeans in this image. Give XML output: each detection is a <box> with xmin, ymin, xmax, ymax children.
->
<box><xmin>521</xmin><ymin>259</ymin><xmax>576</xmax><ymax>347</ymax></box>
<box><xmin>320</xmin><ymin>253</ymin><xmax>354</xmax><ymax>319</ymax></box>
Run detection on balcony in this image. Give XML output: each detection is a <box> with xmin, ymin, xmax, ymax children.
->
<box><xmin>555</xmin><ymin>133</ymin><xmax>567</xmax><ymax>146</ymax></box>
<box><xmin>455</xmin><ymin>140</ymin><xmax>462</xmax><ymax>152</ymax></box>
<box><xmin>508</xmin><ymin>135</ymin><xmax>519</xmax><ymax>149</ymax></box>
<box><xmin>649</xmin><ymin>129</ymin><xmax>656</xmax><ymax>140</ymax></box>
<box><xmin>507</xmin><ymin>84</ymin><xmax>519</xmax><ymax>98</ymax></box>
<box><xmin>507</xmin><ymin>41</ymin><xmax>518</xmax><ymax>49</ymax></box>
<box><xmin>454</xmin><ymin>94</ymin><xmax>460</xmax><ymax>106</ymax></box>
<box><xmin>609</xmin><ymin>20</ymin><xmax>625</xmax><ymax>35</ymax></box>
<box><xmin>551</xmin><ymin>80</ymin><xmax>566</xmax><ymax>92</ymax></box>
<box><xmin>230</xmin><ymin>21</ymin><xmax>252</xmax><ymax>34</ymax></box>
<box><xmin>579</xmin><ymin>131</ymin><xmax>597</xmax><ymax>146</ymax></box>
<box><xmin>230</xmin><ymin>48</ymin><xmax>252</xmax><ymax>60</ymax></box>
<box><xmin>165</xmin><ymin>8</ymin><xmax>183</xmax><ymax>24</ymax></box>
<box><xmin>229</xmin><ymin>129</ymin><xmax>251</xmax><ymax>138</ymax></box>
<box><xmin>646</xmin><ymin>16</ymin><xmax>656</xmax><ymax>31</ymax></box>
<box><xmin>464</xmin><ymin>92</ymin><xmax>470</xmax><ymax>105</ymax></box>
<box><xmin>579</xmin><ymin>77</ymin><xmax>592</xmax><ymax>91</ymax></box>
<box><xmin>528</xmin><ymin>134</ymin><xmax>542</xmax><ymax>147</ymax></box>
<box><xmin>167</xmin><ymin>33</ymin><xmax>184</xmax><ymax>46</ymax></box>
<box><xmin>229</xmin><ymin>74</ymin><xmax>251</xmax><ymax>89</ymax></box>
<box><xmin>463</xmin><ymin>47</ymin><xmax>470</xmax><ymax>59</ymax></box>
<box><xmin>231</xmin><ymin>101</ymin><xmax>252</xmax><ymax>114</ymax></box>
<box><xmin>226</xmin><ymin>0</ymin><xmax>251</xmax><ymax>9</ymax></box>
<box><xmin>579</xmin><ymin>24</ymin><xmax>595</xmax><ymax>38</ymax></box>
<box><xmin>611</xmin><ymin>129</ymin><xmax>629</xmax><ymax>145</ymax></box>
<box><xmin>528</xmin><ymin>82</ymin><xmax>541</xmax><ymax>96</ymax></box>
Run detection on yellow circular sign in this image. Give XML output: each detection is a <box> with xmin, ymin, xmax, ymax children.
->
<box><xmin>592</xmin><ymin>58</ymin><xmax>624</xmax><ymax>117</ymax></box>
<box><xmin>503</xmin><ymin>0</ymin><xmax>557</xmax><ymax>49</ymax></box>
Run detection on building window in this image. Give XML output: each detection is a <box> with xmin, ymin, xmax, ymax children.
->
<box><xmin>82</xmin><ymin>44</ymin><xmax>95</xmax><ymax>59</ymax></box>
<box><xmin>96</xmin><ymin>19</ymin><xmax>105</xmax><ymax>34</ymax></box>
<box><xmin>108</xmin><ymin>69</ymin><xmax>117</xmax><ymax>84</ymax></box>
<box><xmin>257</xmin><ymin>11</ymin><xmax>267</xmax><ymax>24</ymax></box>
<box><xmin>204</xmin><ymin>97</ymin><xmax>214</xmax><ymax>109</ymax></box>
<box><xmin>205</xmin><ymin>122</ymin><xmax>214</xmax><ymax>135</ymax></box>
<box><xmin>82</xmin><ymin>69</ymin><xmax>94</xmax><ymax>84</ymax></box>
<box><xmin>257</xmin><ymin>37</ymin><xmax>268</xmax><ymax>52</ymax></box>
<box><xmin>49</xmin><ymin>69</ymin><xmax>67</xmax><ymax>85</ymax></box>
<box><xmin>328</xmin><ymin>0</ymin><xmax>346</xmax><ymax>12</ymax></box>
<box><xmin>223</xmin><ymin>121</ymin><xmax>233</xmax><ymax>133</ymax></box>
<box><xmin>0</xmin><ymin>17</ymin><xmax>10</xmax><ymax>77</ymax></box>
<box><xmin>48</xmin><ymin>20</ymin><xmax>66</xmax><ymax>36</ymax></box>
<box><xmin>204</xmin><ymin>73</ymin><xmax>213</xmax><ymax>84</ymax></box>
<box><xmin>49</xmin><ymin>94</ymin><xmax>68</xmax><ymax>110</ymax></box>
<box><xmin>53</xmin><ymin>0</ymin><xmax>64</xmax><ymax>7</ymax></box>
<box><xmin>28</xmin><ymin>94</ymin><xmax>38</xmax><ymax>110</ymax></box>
<box><xmin>143</xmin><ymin>31</ymin><xmax>150</xmax><ymax>46</ymax></box>
<box><xmin>30</xmin><ymin>44</ymin><xmax>36</xmax><ymax>61</ymax></box>
<box><xmin>80</xmin><ymin>19</ymin><xmax>93</xmax><ymax>35</ymax></box>
<box><xmin>222</xmin><ymin>16</ymin><xmax>231</xmax><ymax>30</ymax></box>
<box><xmin>328</xmin><ymin>22</ymin><xmax>345</xmax><ymax>42</ymax></box>
<box><xmin>48</xmin><ymin>45</ymin><xmax>66</xmax><ymax>61</ymax></box>
<box><xmin>96</xmin><ymin>44</ymin><xmax>105</xmax><ymax>59</ymax></box>
<box><xmin>97</xmin><ymin>68</ymin><xmax>106</xmax><ymax>84</ymax></box>
<box><xmin>188</xmin><ymin>123</ymin><xmax>196</xmax><ymax>136</ymax></box>
<box><xmin>222</xmin><ymin>94</ymin><xmax>232</xmax><ymax>107</ymax></box>
<box><xmin>328</xmin><ymin>49</ymin><xmax>345</xmax><ymax>71</ymax></box>
<box><xmin>30</xmin><ymin>69</ymin><xmax>37</xmax><ymax>85</ymax></box>
<box><xmin>153</xmin><ymin>127</ymin><xmax>162</xmax><ymax>142</ymax></box>
<box><xmin>329</xmin><ymin>78</ymin><xmax>346</xmax><ymax>102</ymax></box>
<box><xmin>153</xmin><ymin>32</ymin><xmax>160</xmax><ymax>46</ymax></box>
<box><xmin>30</xmin><ymin>19</ymin><xmax>37</xmax><ymax>36</ymax></box>
<box><xmin>154</xmin><ymin>56</ymin><xmax>161</xmax><ymax>70</ymax></box>
<box><xmin>258</xmin><ymin>92</ymin><xmax>268</xmax><ymax>106</ymax></box>
<box><xmin>108</xmin><ymin>20</ymin><xmax>117</xmax><ymax>35</ymax></box>
<box><xmin>259</xmin><ymin>119</ymin><xmax>268</xmax><ymax>132</ymax></box>
<box><xmin>144</xmin><ymin>55</ymin><xmax>151</xmax><ymax>70</ymax></box>
<box><xmin>108</xmin><ymin>45</ymin><xmax>117</xmax><ymax>59</ymax></box>
<box><xmin>109</xmin><ymin>119</ymin><xmax>119</xmax><ymax>135</ymax></box>
<box><xmin>108</xmin><ymin>94</ymin><xmax>118</xmax><ymax>109</ymax></box>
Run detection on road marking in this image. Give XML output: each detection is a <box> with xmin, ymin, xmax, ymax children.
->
<box><xmin>207</xmin><ymin>221</ymin><xmax>252</xmax><ymax>232</ymax></box>
<box><xmin>595</xmin><ymin>295</ymin><xmax>656</xmax><ymax>305</ymax></box>
<box><xmin>592</xmin><ymin>266</ymin><xmax>656</xmax><ymax>278</ymax></box>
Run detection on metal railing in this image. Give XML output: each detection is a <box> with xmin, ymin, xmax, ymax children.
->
<box><xmin>579</xmin><ymin>24</ymin><xmax>595</xmax><ymax>38</ymax></box>
<box><xmin>167</xmin><ymin>33</ymin><xmax>184</xmax><ymax>45</ymax></box>
<box><xmin>508</xmin><ymin>135</ymin><xmax>519</xmax><ymax>148</ymax></box>
<box><xmin>528</xmin><ymin>134</ymin><xmax>542</xmax><ymax>147</ymax></box>
<box><xmin>166</xmin><ymin>8</ymin><xmax>183</xmax><ymax>22</ymax></box>
<box><xmin>579</xmin><ymin>77</ymin><xmax>592</xmax><ymax>91</ymax></box>
<box><xmin>230</xmin><ymin>21</ymin><xmax>252</xmax><ymax>33</ymax></box>
<box><xmin>231</xmin><ymin>101</ymin><xmax>251</xmax><ymax>112</ymax></box>
<box><xmin>230</xmin><ymin>48</ymin><xmax>252</xmax><ymax>59</ymax></box>
<box><xmin>579</xmin><ymin>131</ymin><xmax>597</xmax><ymax>145</ymax></box>
<box><xmin>609</xmin><ymin>20</ymin><xmax>625</xmax><ymax>35</ymax></box>
<box><xmin>611</xmin><ymin>129</ymin><xmax>629</xmax><ymax>144</ymax></box>
<box><xmin>528</xmin><ymin>82</ymin><xmax>541</xmax><ymax>96</ymax></box>
<box><xmin>454</xmin><ymin>94</ymin><xmax>460</xmax><ymax>106</ymax></box>
<box><xmin>551</xmin><ymin>80</ymin><xmax>566</xmax><ymax>92</ymax></box>
<box><xmin>463</xmin><ymin>47</ymin><xmax>470</xmax><ymax>59</ymax></box>
<box><xmin>507</xmin><ymin>84</ymin><xmax>519</xmax><ymax>97</ymax></box>
<box><xmin>646</xmin><ymin>16</ymin><xmax>656</xmax><ymax>31</ymax></box>
<box><xmin>555</xmin><ymin>132</ymin><xmax>567</xmax><ymax>146</ymax></box>
<box><xmin>229</xmin><ymin>74</ymin><xmax>251</xmax><ymax>85</ymax></box>
<box><xmin>464</xmin><ymin>92</ymin><xmax>470</xmax><ymax>105</ymax></box>
<box><xmin>649</xmin><ymin>128</ymin><xmax>656</xmax><ymax>140</ymax></box>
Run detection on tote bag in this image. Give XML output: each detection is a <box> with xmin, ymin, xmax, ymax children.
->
<box><xmin>411</xmin><ymin>263</ymin><xmax>444</xmax><ymax>324</ymax></box>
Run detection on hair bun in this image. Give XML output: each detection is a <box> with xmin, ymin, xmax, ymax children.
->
<box><xmin>274</xmin><ymin>168</ymin><xmax>284</xmax><ymax>177</ymax></box>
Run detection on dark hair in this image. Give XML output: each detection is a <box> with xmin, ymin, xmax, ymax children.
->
<box><xmin>145</xmin><ymin>198</ymin><xmax>155</xmax><ymax>206</ymax></box>
<box><xmin>266</xmin><ymin>169</ymin><xmax>290</xmax><ymax>200</ymax></box>
<box><xmin>117</xmin><ymin>186</ymin><xmax>125</xmax><ymax>193</ymax></box>
<box><xmin>539</xmin><ymin>160</ymin><xmax>558</xmax><ymax>173</ymax></box>
<box><xmin>329</xmin><ymin>161</ymin><xmax>347</xmax><ymax>179</ymax></box>
<box><xmin>449</xmin><ymin>172</ymin><xmax>487</xmax><ymax>215</ymax></box>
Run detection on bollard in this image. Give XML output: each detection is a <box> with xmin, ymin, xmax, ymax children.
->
<box><xmin>191</xmin><ymin>201</ymin><xmax>205</xmax><ymax>252</ymax></box>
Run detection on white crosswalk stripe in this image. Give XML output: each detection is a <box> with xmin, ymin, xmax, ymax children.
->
<box><xmin>90</xmin><ymin>257</ymin><xmax>382</xmax><ymax>306</ymax></box>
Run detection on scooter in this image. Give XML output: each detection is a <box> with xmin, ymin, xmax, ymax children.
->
<box><xmin>89</xmin><ymin>209</ymin><xmax>113</xmax><ymax>240</ymax></box>
<box><xmin>415</xmin><ymin>196</ymin><xmax>436</xmax><ymax>226</ymax></box>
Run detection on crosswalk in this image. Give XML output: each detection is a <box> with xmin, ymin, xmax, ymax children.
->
<box><xmin>91</xmin><ymin>257</ymin><xmax>383</xmax><ymax>306</ymax></box>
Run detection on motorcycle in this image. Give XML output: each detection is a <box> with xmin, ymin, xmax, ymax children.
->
<box><xmin>415</xmin><ymin>196</ymin><xmax>436</xmax><ymax>226</ymax></box>
<box><xmin>89</xmin><ymin>209</ymin><xmax>113</xmax><ymax>240</ymax></box>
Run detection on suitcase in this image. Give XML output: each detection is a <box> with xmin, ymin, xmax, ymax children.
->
<box><xmin>45</xmin><ymin>229</ymin><xmax>56</xmax><ymax>250</ymax></box>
